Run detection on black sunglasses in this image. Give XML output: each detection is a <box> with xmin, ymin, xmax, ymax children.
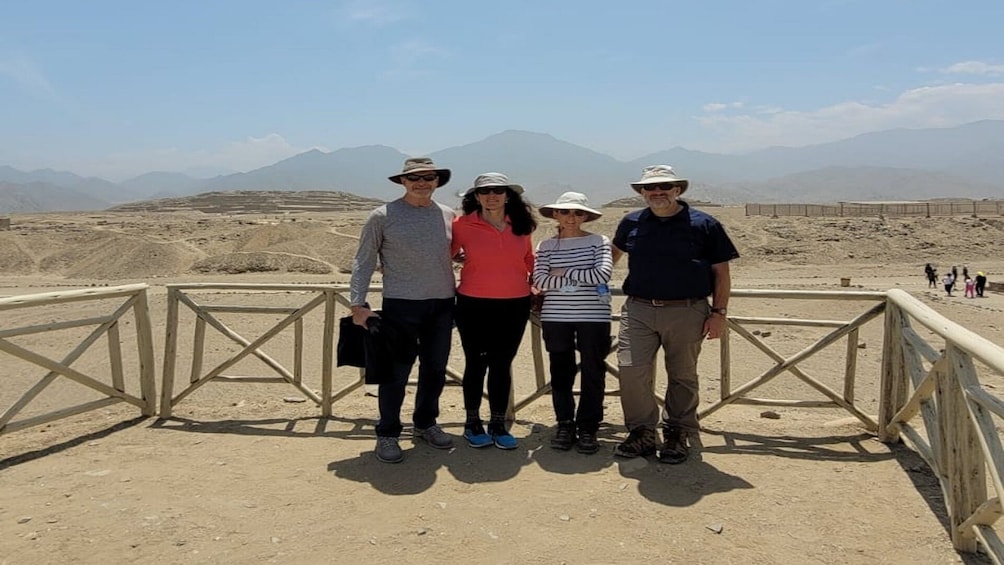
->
<box><xmin>555</xmin><ymin>209</ymin><xmax>586</xmax><ymax>217</ymax></box>
<box><xmin>404</xmin><ymin>173</ymin><xmax>438</xmax><ymax>182</ymax></box>
<box><xmin>640</xmin><ymin>183</ymin><xmax>682</xmax><ymax>192</ymax></box>
<box><xmin>475</xmin><ymin>186</ymin><xmax>508</xmax><ymax>195</ymax></box>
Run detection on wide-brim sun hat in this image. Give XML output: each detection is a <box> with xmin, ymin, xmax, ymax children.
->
<box><xmin>464</xmin><ymin>172</ymin><xmax>524</xmax><ymax>196</ymax></box>
<box><xmin>630</xmin><ymin>164</ymin><xmax>689</xmax><ymax>194</ymax></box>
<box><xmin>388</xmin><ymin>157</ymin><xmax>451</xmax><ymax>187</ymax></box>
<box><xmin>539</xmin><ymin>191</ymin><xmax>602</xmax><ymax>222</ymax></box>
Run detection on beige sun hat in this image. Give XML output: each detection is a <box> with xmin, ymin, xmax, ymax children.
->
<box><xmin>388</xmin><ymin>157</ymin><xmax>451</xmax><ymax>187</ymax></box>
<box><xmin>630</xmin><ymin>165</ymin><xmax>689</xmax><ymax>194</ymax></box>
<box><xmin>539</xmin><ymin>192</ymin><xmax>602</xmax><ymax>222</ymax></box>
<box><xmin>464</xmin><ymin>172</ymin><xmax>525</xmax><ymax>196</ymax></box>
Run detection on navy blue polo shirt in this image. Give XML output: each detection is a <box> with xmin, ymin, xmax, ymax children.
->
<box><xmin>613</xmin><ymin>202</ymin><xmax>740</xmax><ymax>300</ymax></box>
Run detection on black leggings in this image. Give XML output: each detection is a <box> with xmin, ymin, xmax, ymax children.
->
<box><xmin>455</xmin><ymin>294</ymin><xmax>531</xmax><ymax>418</ymax></box>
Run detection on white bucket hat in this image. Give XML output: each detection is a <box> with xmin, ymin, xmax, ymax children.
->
<box><xmin>539</xmin><ymin>192</ymin><xmax>602</xmax><ymax>222</ymax></box>
<box><xmin>464</xmin><ymin>172</ymin><xmax>524</xmax><ymax>196</ymax></box>
<box><xmin>630</xmin><ymin>165</ymin><xmax>689</xmax><ymax>194</ymax></box>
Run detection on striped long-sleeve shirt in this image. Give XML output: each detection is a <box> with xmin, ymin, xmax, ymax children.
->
<box><xmin>532</xmin><ymin>233</ymin><xmax>613</xmax><ymax>323</ymax></box>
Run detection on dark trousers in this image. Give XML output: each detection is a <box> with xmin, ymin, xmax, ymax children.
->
<box><xmin>542</xmin><ymin>321</ymin><xmax>611</xmax><ymax>433</ymax></box>
<box><xmin>976</xmin><ymin>280</ymin><xmax>986</xmax><ymax>297</ymax></box>
<box><xmin>375</xmin><ymin>297</ymin><xmax>454</xmax><ymax>437</ymax></box>
<box><xmin>455</xmin><ymin>294</ymin><xmax>530</xmax><ymax>419</ymax></box>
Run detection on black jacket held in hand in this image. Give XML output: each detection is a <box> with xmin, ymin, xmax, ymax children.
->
<box><xmin>336</xmin><ymin>313</ymin><xmax>418</xmax><ymax>384</ymax></box>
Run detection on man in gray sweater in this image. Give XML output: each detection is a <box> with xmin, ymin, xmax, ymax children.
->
<box><xmin>350</xmin><ymin>157</ymin><xmax>457</xmax><ymax>463</ymax></box>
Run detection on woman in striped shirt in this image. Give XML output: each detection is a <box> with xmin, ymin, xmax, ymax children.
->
<box><xmin>532</xmin><ymin>192</ymin><xmax>613</xmax><ymax>454</ymax></box>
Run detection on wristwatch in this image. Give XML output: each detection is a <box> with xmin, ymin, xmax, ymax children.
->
<box><xmin>710</xmin><ymin>307</ymin><xmax>727</xmax><ymax>315</ymax></box>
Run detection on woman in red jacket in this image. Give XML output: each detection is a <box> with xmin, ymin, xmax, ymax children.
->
<box><xmin>452</xmin><ymin>173</ymin><xmax>537</xmax><ymax>450</ymax></box>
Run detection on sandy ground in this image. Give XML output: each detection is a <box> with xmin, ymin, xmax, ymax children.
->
<box><xmin>1</xmin><ymin>205</ymin><xmax>1003</xmax><ymax>564</ymax></box>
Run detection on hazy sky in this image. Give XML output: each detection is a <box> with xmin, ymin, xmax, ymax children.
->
<box><xmin>2</xmin><ymin>0</ymin><xmax>1003</xmax><ymax>181</ymax></box>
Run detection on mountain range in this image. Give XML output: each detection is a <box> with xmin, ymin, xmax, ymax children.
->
<box><xmin>2</xmin><ymin>120</ymin><xmax>1003</xmax><ymax>213</ymax></box>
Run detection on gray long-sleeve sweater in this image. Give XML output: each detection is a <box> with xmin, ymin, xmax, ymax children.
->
<box><xmin>349</xmin><ymin>198</ymin><xmax>457</xmax><ymax>306</ymax></box>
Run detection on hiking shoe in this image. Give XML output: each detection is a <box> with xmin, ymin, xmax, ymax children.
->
<box><xmin>658</xmin><ymin>426</ymin><xmax>689</xmax><ymax>465</ymax></box>
<box><xmin>550</xmin><ymin>422</ymin><xmax>577</xmax><ymax>451</ymax></box>
<box><xmin>375</xmin><ymin>436</ymin><xmax>403</xmax><ymax>463</ymax></box>
<box><xmin>614</xmin><ymin>428</ymin><xmax>657</xmax><ymax>458</ymax></box>
<box><xmin>414</xmin><ymin>424</ymin><xmax>454</xmax><ymax>450</ymax></box>
<box><xmin>576</xmin><ymin>430</ymin><xmax>600</xmax><ymax>455</ymax></box>
<box><xmin>463</xmin><ymin>422</ymin><xmax>493</xmax><ymax>448</ymax></box>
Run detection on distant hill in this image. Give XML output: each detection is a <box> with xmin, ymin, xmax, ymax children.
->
<box><xmin>107</xmin><ymin>190</ymin><xmax>385</xmax><ymax>215</ymax></box>
<box><xmin>120</xmin><ymin>171</ymin><xmax>203</xmax><ymax>199</ymax></box>
<box><xmin>0</xmin><ymin>181</ymin><xmax>111</xmax><ymax>213</ymax></box>
<box><xmin>4</xmin><ymin>120</ymin><xmax>1004</xmax><ymax>211</ymax></box>
<box><xmin>0</xmin><ymin>166</ymin><xmax>132</xmax><ymax>203</ymax></box>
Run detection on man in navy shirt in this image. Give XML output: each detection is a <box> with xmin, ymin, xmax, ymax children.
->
<box><xmin>611</xmin><ymin>165</ymin><xmax>740</xmax><ymax>464</ymax></box>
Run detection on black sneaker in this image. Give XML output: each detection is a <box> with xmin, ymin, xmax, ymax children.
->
<box><xmin>614</xmin><ymin>428</ymin><xmax>656</xmax><ymax>458</ymax></box>
<box><xmin>576</xmin><ymin>430</ymin><xmax>600</xmax><ymax>455</ymax></box>
<box><xmin>658</xmin><ymin>426</ymin><xmax>689</xmax><ymax>464</ymax></box>
<box><xmin>550</xmin><ymin>422</ymin><xmax>577</xmax><ymax>451</ymax></box>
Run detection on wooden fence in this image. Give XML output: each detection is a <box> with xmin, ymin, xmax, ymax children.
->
<box><xmin>160</xmin><ymin>283</ymin><xmax>469</xmax><ymax>418</ymax></box>
<box><xmin>879</xmin><ymin>288</ymin><xmax>1004</xmax><ymax>555</ymax></box>
<box><xmin>747</xmin><ymin>201</ymin><xmax>1004</xmax><ymax>218</ymax></box>
<box><xmin>0</xmin><ymin>284</ymin><xmax>156</xmax><ymax>435</ymax></box>
<box><xmin>5</xmin><ymin>282</ymin><xmax>1004</xmax><ymax>557</ymax></box>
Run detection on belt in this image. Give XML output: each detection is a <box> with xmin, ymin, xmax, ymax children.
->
<box><xmin>629</xmin><ymin>296</ymin><xmax>706</xmax><ymax>307</ymax></box>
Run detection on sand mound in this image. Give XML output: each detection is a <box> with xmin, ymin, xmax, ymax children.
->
<box><xmin>190</xmin><ymin>251</ymin><xmax>332</xmax><ymax>274</ymax></box>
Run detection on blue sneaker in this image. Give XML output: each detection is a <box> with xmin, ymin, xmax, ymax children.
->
<box><xmin>492</xmin><ymin>431</ymin><xmax>518</xmax><ymax>450</ymax></box>
<box><xmin>463</xmin><ymin>423</ymin><xmax>493</xmax><ymax>448</ymax></box>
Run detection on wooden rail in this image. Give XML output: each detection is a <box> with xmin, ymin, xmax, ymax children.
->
<box><xmin>701</xmin><ymin>289</ymin><xmax>887</xmax><ymax>431</ymax></box>
<box><xmin>0</xmin><ymin>284</ymin><xmax>156</xmax><ymax>435</ymax></box>
<box><xmin>879</xmin><ymin>288</ymin><xmax>1004</xmax><ymax>557</ymax></box>
<box><xmin>159</xmin><ymin>283</ymin><xmax>467</xmax><ymax>418</ymax></box>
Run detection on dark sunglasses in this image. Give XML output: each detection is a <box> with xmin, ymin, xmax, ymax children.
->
<box><xmin>640</xmin><ymin>183</ymin><xmax>682</xmax><ymax>192</ymax></box>
<box><xmin>404</xmin><ymin>173</ymin><xmax>438</xmax><ymax>182</ymax></box>
<box><xmin>475</xmin><ymin>186</ymin><xmax>508</xmax><ymax>195</ymax></box>
<box><xmin>555</xmin><ymin>209</ymin><xmax>586</xmax><ymax>217</ymax></box>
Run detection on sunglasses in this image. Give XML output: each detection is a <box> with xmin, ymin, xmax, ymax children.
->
<box><xmin>640</xmin><ymin>183</ymin><xmax>682</xmax><ymax>192</ymax></box>
<box><xmin>404</xmin><ymin>173</ymin><xmax>438</xmax><ymax>182</ymax></box>
<box><xmin>475</xmin><ymin>186</ymin><xmax>508</xmax><ymax>195</ymax></box>
<box><xmin>555</xmin><ymin>209</ymin><xmax>586</xmax><ymax>217</ymax></box>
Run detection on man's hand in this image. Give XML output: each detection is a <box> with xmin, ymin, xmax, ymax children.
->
<box><xmin>703</xmin><ymin>312</ymin><xmax>727</xmax><ymax>340</ymax></box>
<box><xmin>351</xmin><ymin>305</ymin><xmax>378</xmax><ymax>327</ymax></box>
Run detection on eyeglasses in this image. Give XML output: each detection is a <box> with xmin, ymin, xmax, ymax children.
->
<box><xmin>555</xmin><ymin>209</ymin><xmax>586</xmax><ymax>217</ymax></box>
<box><xmin>404</xmin><ymin>173</ymin><xmax>438</xmax><ymax>182</ymax></box>
<box><xmin>475</xmin><ymin>186</ymin><xmax>508</xmax><ymax>195</ymax></box>
<box><xmin>640</xmin><ymin>183</ymin><xmax>682</xmax><ymax>192</ymax></box>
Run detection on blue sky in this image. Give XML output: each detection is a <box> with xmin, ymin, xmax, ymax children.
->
<box><xmin>2</xmin><ymin>0</ymin><xmax>1002</xmax><ymax>181</ymax></box>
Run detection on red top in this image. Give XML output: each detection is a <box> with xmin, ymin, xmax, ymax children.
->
<box><xmin>451</xmin><ymin>212</ymin><xmax>535</xmax><ymax>298</ymax></box>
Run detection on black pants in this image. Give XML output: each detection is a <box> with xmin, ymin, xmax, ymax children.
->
<box><xmin>455</xmin><ymin>294</ymin><xmax>530</xmax><ymax>419</ymax></box>
<box><xmin>543</xmin><ymin>321</ymin><xmax>611</xmax><ymax>433</ymax></box>
<box><xmin>375</xmin><ymin>297</ymin><xmax>454</xmax><ymax>438</ymax></box>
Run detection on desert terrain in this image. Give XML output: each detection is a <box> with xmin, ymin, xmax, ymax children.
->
<box><xmin>2</xmin><ymin>201</ymin><xmax>1003</xmax><ymax>564</ymax></box>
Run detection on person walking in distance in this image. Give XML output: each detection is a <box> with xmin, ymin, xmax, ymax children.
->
<box><xmin>611</xmin><ymin>165</ymin><xmax>740</xmax><ymax>464</ymax></box>
<box><xmin>924</xmin><ymin>263</ymin><xmax>937</xmax><ymax>289</ymax></box>
<box><xmin>349</xmin><ymin>157</ymin><xmax>457</xmax><ymax>464</ymax></box>
<box><xmin>533</xmin><ymin>192</ymin><xmax>613</xmax><ymax>454</ymax></box>
<box><xmin>976</xmin><ymin>271</ymin><xmax>988</xmax><ymax>297</ymax></box>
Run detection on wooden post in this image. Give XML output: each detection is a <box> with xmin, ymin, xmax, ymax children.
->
<box><xmin>132</xmin><ymin>289</ymin><xmax>157</xmax><ymax>416</ymax></box>
<box><xmin>160</xmin><ymin>287</ymin><xmax>180</xmax><ymax>417</ymax></box>
<box><xmin>878</xmin><ymin>301</ymin><xmax>907</xmax><ymax>442</ymax></box>
<box><xmin>936</xmin><ymin>345</ymin><xmax>985</xmax><ymax>552</ymax></box>
<box><xmin>321</xmin><ymin>290</ymin><xmax>335</xmax><ymax>417</ymax></box>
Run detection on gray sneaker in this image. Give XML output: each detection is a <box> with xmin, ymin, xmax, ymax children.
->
<box><xmin>375</xmin><ymin>436</ymin><xmax>403</xmax><ymax>463</ymax></box>
<box><xmin>414</xmin><ymin>424</ymin><xmax>454</xmax><ymax>449</ymax></box>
